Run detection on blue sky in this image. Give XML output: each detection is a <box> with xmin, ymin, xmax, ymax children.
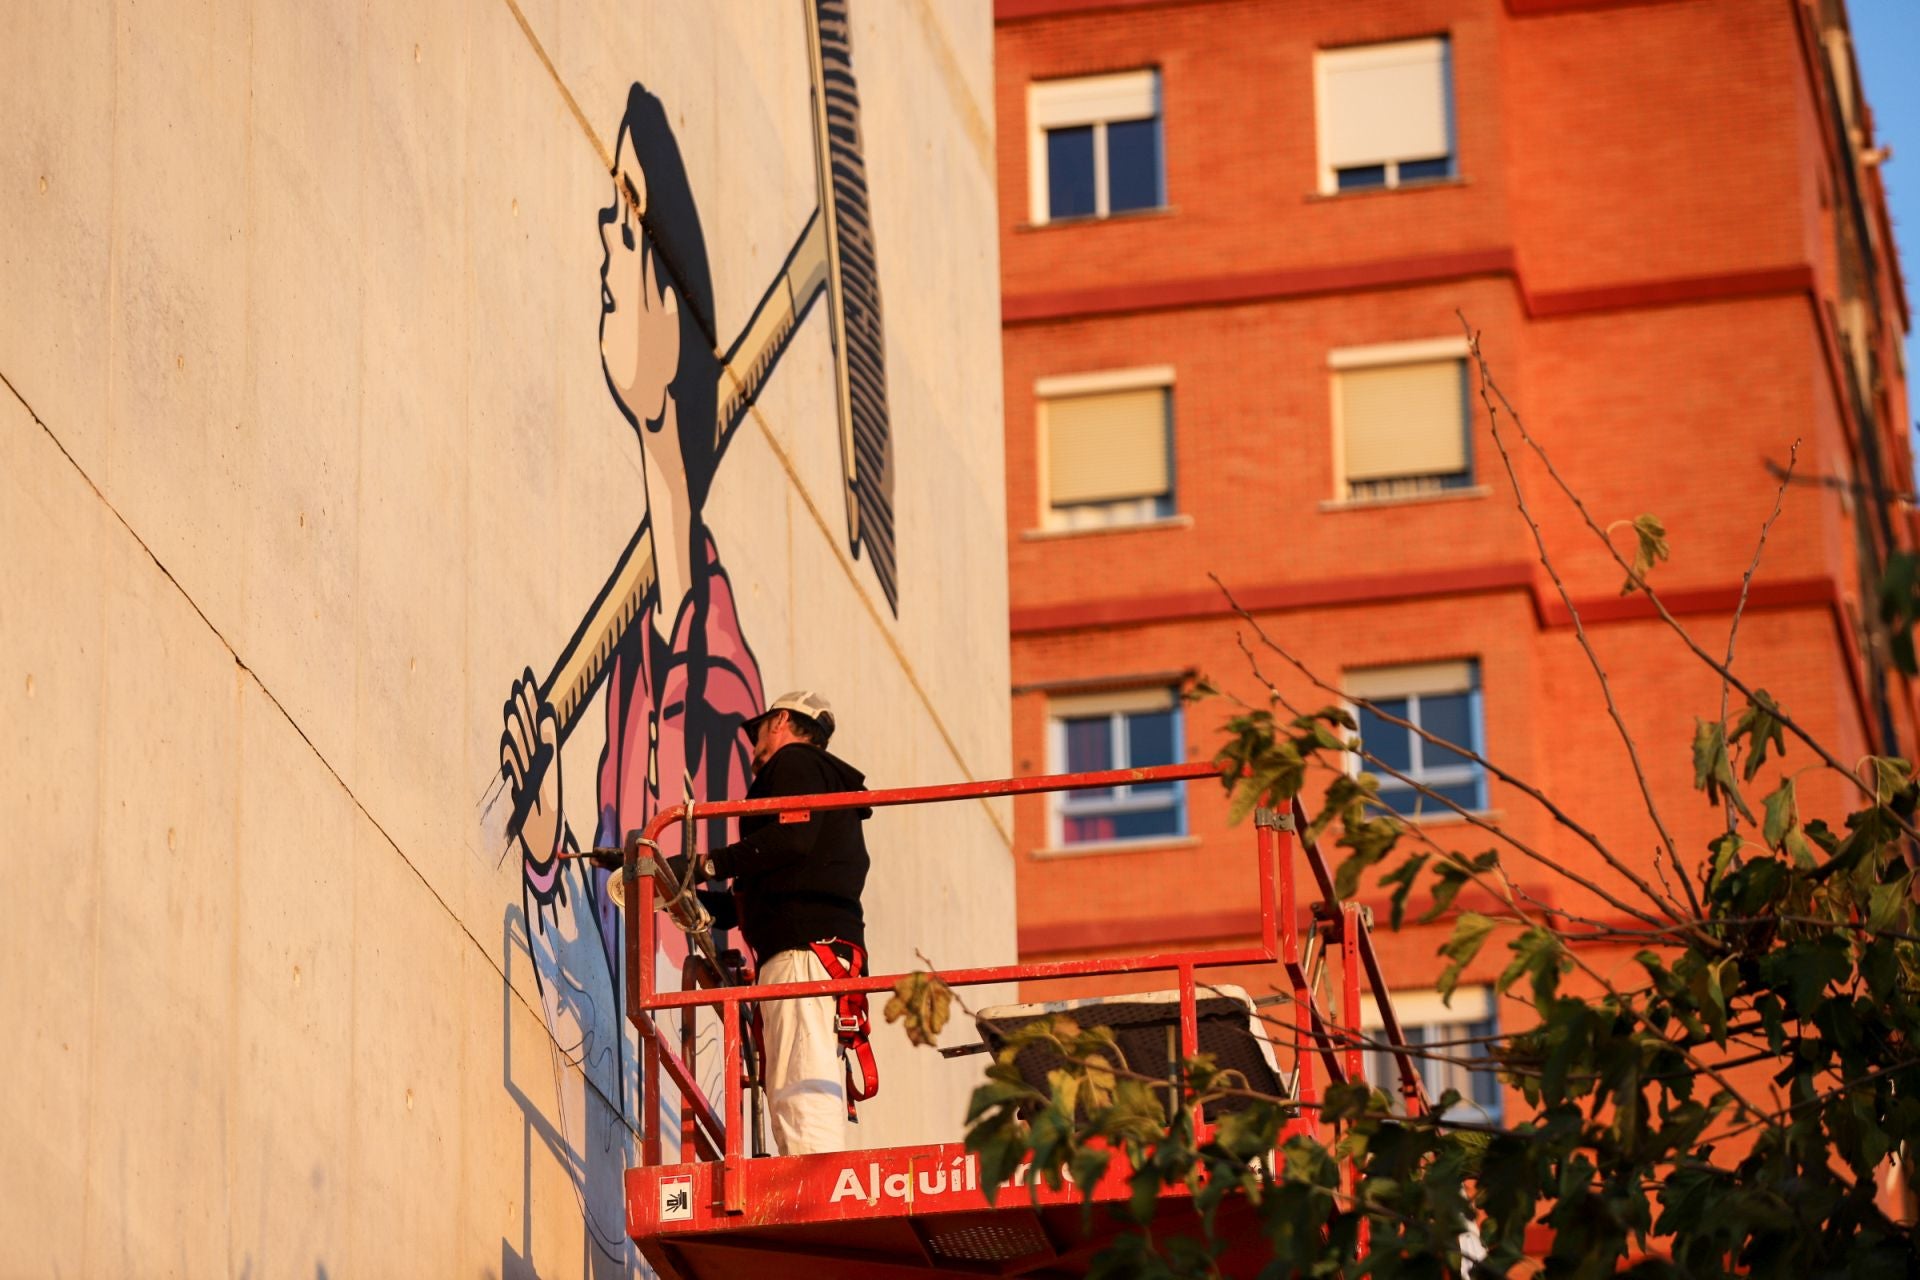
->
<box><xmin>1851</xmin><ymin>0</ymin><xmax>1919</xmax><ymax>436</ymax></box>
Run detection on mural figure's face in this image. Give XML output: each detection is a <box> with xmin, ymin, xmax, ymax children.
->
<box><xmin>599</xmin><ymin>147</ymin><xmax>682</xmax><ymax>438</ymax></box>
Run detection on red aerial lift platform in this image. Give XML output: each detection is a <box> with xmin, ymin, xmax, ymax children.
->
<box><xmin>612</xmin><ymin>762</ymin><xmax>1427</xmax><ymax>1279</ymax></box>
<box><xmin>628</xmin><ymin>1139</ymin><xmax>1280</xmax><ymax>1277</ymax></box>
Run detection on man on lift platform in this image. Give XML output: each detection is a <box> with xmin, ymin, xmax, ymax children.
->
<box><xmin>660</xmin><ymin>690</ymin><xmax>875</xmax><ymax>1156</ymax></box>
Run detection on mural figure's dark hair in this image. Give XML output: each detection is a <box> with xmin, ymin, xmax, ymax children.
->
<box><xmin>614</xmin><ymin>83</ymin><xmax>721</xmax><ymax>512</ymax></box>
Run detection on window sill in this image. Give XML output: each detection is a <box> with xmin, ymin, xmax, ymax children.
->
<box><xmin>1033</xmin><ymin>835</ymin><xmax>1202</xmax><ymax>860</ymax></box>
<box><xmin>1016</xmin><ymin>205</ymin><xmax>1180</xmax><ymax>233</ymax></box>
<box><xmin>1390</xmin><ymin>808</ymin><xmax>1503</xmax><ymax>830</ymax></box>
<box><xmin>1320</xmin><ymin>485</ymin><xmax>1490</xmax><ymax>513</ymax></box>
<box><xmin>1023</xmin><ymin>513</ymin><xmax>1194</xmax><ymax>542</ymax></box>
<box><xmin>1305</xmin><ymin>176</ymin><xmax>1469</xmax><ymax>203</ymax></box>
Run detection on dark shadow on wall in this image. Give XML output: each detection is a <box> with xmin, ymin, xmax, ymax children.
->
<box><xmin>501</xmin><ymin>906</ymin><xmax>636</xmax><ymax>1279</ymax></box>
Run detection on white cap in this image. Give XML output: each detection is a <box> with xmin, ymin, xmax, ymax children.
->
<box><xmin>741</xmin><ymin>690</ymin><xmax>835</xmax><ymax>742</ymax></box>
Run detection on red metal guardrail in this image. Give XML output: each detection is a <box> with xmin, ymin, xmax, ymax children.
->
<box><xmin>615</xmin><ymin>762</ymin><xmax>1427</xmax><ymax>1219</ymax></box>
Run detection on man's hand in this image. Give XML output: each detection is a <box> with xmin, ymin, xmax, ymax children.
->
<box><xmin>501</xmin><ymin>666</ymin><xmax>563</xmax><ymax>866</ymax></box>
<box><xmin>589</xmin><ymin>851</ymin><xmax>700</xmax><ymax>885</ymax></box>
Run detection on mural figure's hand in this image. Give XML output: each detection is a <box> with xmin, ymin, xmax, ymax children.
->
<box><xmin>501</xmin><ymin>666</ymin><xmax>564</xmax><ymax>866</ymax></box>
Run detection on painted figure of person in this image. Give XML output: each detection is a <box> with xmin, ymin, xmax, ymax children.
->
<box><xmin>503</xmin><ymin>86</ymin><xmax>766</xmax><ymax>989</ymax></box>
<box><xmin>492</xmin><ymin>83</ymin><xmax>767</xmax><ymax>1273</ymax></box>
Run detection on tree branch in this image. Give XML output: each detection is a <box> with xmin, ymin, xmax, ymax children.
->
<box><xmin>1217</xmin><ymin>581</ymin><xmax>1685</xmax><ymax>933</ymax></box>
<box><xmin>1712</xmin><ymin>439</ymin><xmax>1802</xmax><ymax>895</ymax></box>
<box><xmin>1457</xmin><ymin>314</ymin><xmax>1694</xmax><ymax>922</ymax></box>
<box><xmin>1457</xmin><ymin>313</ymin><xmax>1920</xmax><ymax>840</ymax></box>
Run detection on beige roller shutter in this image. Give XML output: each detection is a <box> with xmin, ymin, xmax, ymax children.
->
<box><xmin>1319</xmin><ymin>38</ymin><xmax>1450</xmax><ymax>170</ymax></box>
<box><xmin>1339</xmin><ymin>361</ymin><xmax>1465</xmax><ymax>483</ymax></box>
<box><xmin>1346</xmin><ymin>661</ymin><xmax>1475</xmax><ymax>701</ymax></box>
<box><xmin>1046</xmin><ymin>387</ymin><xmax>1170</xmax><ymax>506</ymax></box>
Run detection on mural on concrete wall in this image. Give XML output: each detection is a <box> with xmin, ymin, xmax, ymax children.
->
<box><xmin>491</xmin><ymin>0</ymin><xmax>892</xmax><ymax>1264</ymax></box>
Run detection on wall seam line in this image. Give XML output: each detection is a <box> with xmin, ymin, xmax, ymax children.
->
<box><xmin>0</xmin><ymin>366</ymin><xmax>632</xmax><ymax>1134</ymax></box>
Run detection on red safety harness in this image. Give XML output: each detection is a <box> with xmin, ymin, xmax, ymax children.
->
<box><xmin>810</xmin><ymin>939</ymin><xmax>879</xmax><ymax>1120</ymax></box>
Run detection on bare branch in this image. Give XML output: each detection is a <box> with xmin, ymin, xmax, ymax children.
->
<box><xmin>1457</xmin><ymin>314</ymin><xmax>1920</xmax><ymax>839</ymax></box>
<box><xmin>1713</xmin><ymin>439</ymin><xmax>1802</xmax><ymax>893</ymax></box>
<box><xmin>1458</xmin><ymin>315</ymin><xmax>1694</xmax><ymax>922</ymax></box>
<box><xmin>1217</xmin><ymin>582</ymin><xmax>1684</xmax><ymax>933</ymax></box>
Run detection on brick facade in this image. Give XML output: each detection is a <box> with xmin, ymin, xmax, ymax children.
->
<box><xmin>997</xmin><ymin>0</ymin><xmax>1912</xmax><ymax>1092</ymax></box>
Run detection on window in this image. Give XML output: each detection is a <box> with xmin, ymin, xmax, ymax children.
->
<box><xmin>1315</xmin><ymin>38</ymin><xmax>1454</xmax><ymax>193</ymax></box>
<box><xmin>1361</xmin><ymin>987</ymin><xmax>1503</xmax><ymax>1125</ymax></box>
<box><xmin>1029</xmin><ymin>71</ymin><xmax>1163</xmax><ymax>223</ymax></box>
<box><xmin>1039</xmin><ymin>367</ymin><xmax>1175</xmax><ymax>530</ymax></box>
<box><xmin>1330</xmin><ymin>338</ymin><xmax>1472</xmax><ymax>502</ymax></box>
<box><xmin>1346</xmin><ymin>661</ymin><xmax>1485</xmax><ymax>817</ymax></box>
<box><xmin>1050</xmin><ymin>688</ymin><xmax>1186</xmax><ymax>846</ymax></box>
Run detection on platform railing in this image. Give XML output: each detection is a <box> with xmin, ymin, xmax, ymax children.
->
<box><xmin>618</xmin><ymin>762</ymin><xmax>1426</xmax><ymax>1215</ymax></box>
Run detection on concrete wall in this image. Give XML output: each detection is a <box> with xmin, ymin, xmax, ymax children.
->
<box><xmin>1</xmin><ymin>1</ymin><xmax>1009</xmax><ymax>1274</ymax></box>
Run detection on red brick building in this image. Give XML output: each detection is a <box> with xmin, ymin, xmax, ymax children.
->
<box><xmin>996</xmin><ymin>0</ymin><xmax>1913</xmax><ymax>1122</ymax></box>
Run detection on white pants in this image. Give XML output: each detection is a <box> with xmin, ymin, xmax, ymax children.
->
<box><xmin>758</xmin><ymin>948</ymin><xmax>848</xmax><ymax>1156</ymax></box>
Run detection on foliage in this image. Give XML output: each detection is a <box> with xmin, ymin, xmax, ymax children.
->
<box><xmin>885</xmin><ymin>969</ymin><xmax>953</xmax><ymax>1047</ymax></box>
<box><xmin>1619</xmin><ymin>514</ymin><xmax>1671</xmax><ymax>596</ymax></box>
<box><xmin>1880</xmin><ymin>550</ymin><xmax>1920</xmax><ymax>677</ymax></box>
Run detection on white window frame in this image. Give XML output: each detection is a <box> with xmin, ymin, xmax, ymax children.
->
<box><xmin>1327</xmin><ymin>337</ymin><xmax>1472</xmax><ymax>503</ymax></box>
<box><xmin>1048</xmin><ymin>687</ymin><xmax>1188</xmax><ymax>848</ymax></box>
<box><xmin>1344</xmin><ymin>660</ymin><xmax>1487</xmax><ymax>817</ymax></box>
<box><xmin>1037</xmin><ymin>365</ymin><xmax>1176</xmax><ymax>531</ymax></box>
<box><xmin>1027</xmin><ymin>70</ymin><xmax>1163</xmax><ymax>224</ymax></box>
<box><xmin>1313</xmin><ymin>37</ymin><xmax>1455</xmax><ymax>195</ymax></box>
<box><xmin>1358</xmin><ymin>986</ymin><xmax>1503</xmax><ymax>1124</ymax></box>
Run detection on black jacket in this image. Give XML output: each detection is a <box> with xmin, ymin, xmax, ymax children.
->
<box><xmin>708</xmin><ymin>742</ymin><xmax>870</xmax><ymax>963</ymax></box>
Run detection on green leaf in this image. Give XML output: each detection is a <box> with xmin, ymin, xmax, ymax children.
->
<box><xmin>1868</xmin><ymin>756</ymin><xmax>1913</xmax><ymax>806</ymax></box>
<box><xmin>1417</xmin><ymin>850</ymin><xmax>1499</xmax><ymax>925</ymax></box>
<box><xmin>1826</xmin><ymin>805</ymin><xmax>1903</xmax><ymax>880</ymax></box>
<box><xmin>1068</xmin><ymin>1145</ymin><xmax>1112</xmax><ymax>1193</ymax></box>
<box><xmin>1867</xmin><ymin>871</ymin><xmax>1914</xmax><ymax>936</ymax></box>
<box><xmin>1707</xmin><ymin>831</ymin><xmax>1742</xmax><ymax>885</ymax></box>
<box><xmin>1895</xmin><ymin>628</ymin><xmax>1919</xmax><ymax>679</ymax></box>
<box><xmin>1686</xmin><ymin>957</ymin><xmax>1738</xmax><ymax>1046</ymax></box>
<box><xmin>1620</xmin><ymin>514</ymin><xmax>1669</xmax><ymax>594</ymax></box>
<box><xmin>883</xmin><ymin>971</ymin><xmax>954</xmax><ymax>1047</ymax></box>
<box><xmin>1880</xmin><ymin>551</ymin><xmax>1920</xmax><ymax>676</ymax></box>
<box><xmin>1757</xmin><ymin>935</ymin><xmax>1853</xmax><ymax>1017</ymax></box>
<box><xmin>1729</xmin><ymin>856</ymin><xmax>1787</xmax><ymax>915</ymax></box>
<box><xmin>1691</xmin><ymin>719</ymin><xmax>1753</xmax><ymax>820</ymax></box>
<box><xmin>1496</xmin><ymin>927</ymin><xmax>1566</xmax><ymax>1004</ymax></box>
<box><xmin>964</xmin><ymin>1124</ymin><xmax>1030</xmax><ymax>1206</ymax></box>
<box><xmin>1319</xmin><ymin>1080</ymin><xmax>1376</xmax><ymax>1125</ymax></box>
<box><xmin>1782</xmin><ymin>825</ymin><xmax>1815</xmax><ymax>869</ymax></box>
<box><xmin>1046</xmin><ymin>1068</ymin><xmax>1081</xmax><ymax>1124</ymax></box>
<box><xmin>1728</xmin><ymin>689</ymin><xmax>1789</xmax><ymax>782</ymax></box>
<box><xmin>1333</xmin><ymin>820</ymin><xmax>1401</xmax><ymax>899</ymax></box>
<box><xmin>1309</xmin><ymin>772</ymin><xmax>1376</xmax><ymax>843</ymax></box>
<box><xmin>1761</xmin><ymin>777</ymin><xmax>1799</xmax><ymax>852</ymax></box>
<box><xmin>1378</xmin><ymin>853</ymin><xmax>1430</xmax><ymax>930</ymax></box>
<box><xmin>1214</xmin><ymin>1102</ymin><xmax>1284</xmax><ymax>1161</ymax></box>
<box><xmin>1437</xmin><ymin>912</ymin><xmax>1496</xmax><ymax>1002</ymax></box>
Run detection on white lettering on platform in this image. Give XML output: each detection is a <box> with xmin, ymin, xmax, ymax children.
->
<box><xmin>824</xmin><ymin>1153</ymin><xmax>1063</xmax><ymax>1206</ymax></box>
<box><xmin>830</xmin><ymin>1166</ymin><xmax>868</xmax><ymax>1202</ymax></box>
